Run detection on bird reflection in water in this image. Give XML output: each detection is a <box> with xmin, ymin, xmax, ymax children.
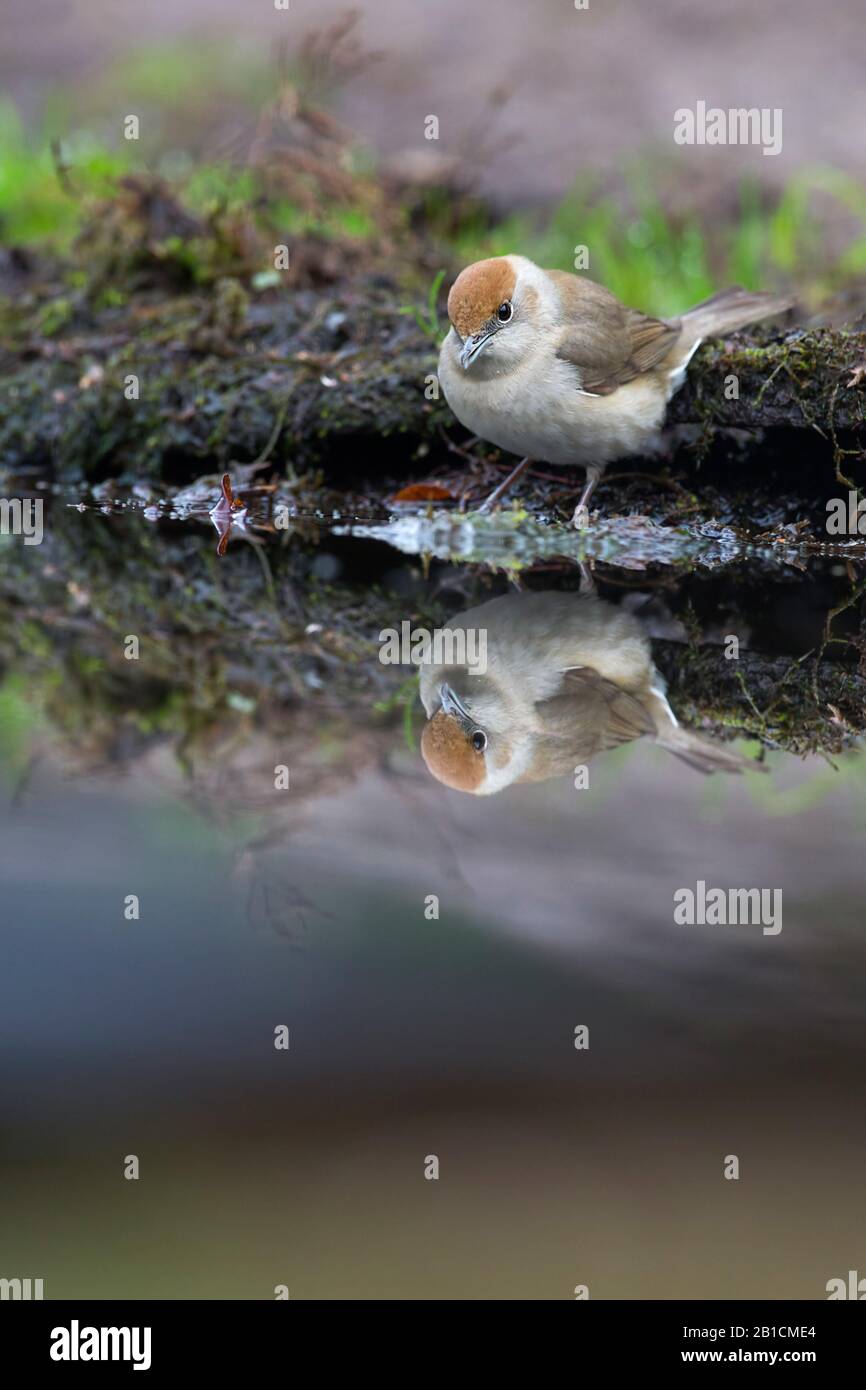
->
<box><xmin>420</xmin><ymin>589</ymin><xmax>765</xmax><ymax>794</ymax></box>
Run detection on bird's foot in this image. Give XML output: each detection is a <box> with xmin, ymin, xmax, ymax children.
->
<box><xmin>572</xmin><ymin>502</ymin><xmax>592</xmax><ymax>530</ymax></box>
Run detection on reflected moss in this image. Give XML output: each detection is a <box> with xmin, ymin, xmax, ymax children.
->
<box><xmin>0</xmin><ymin>500</ymin><xmax>863</xmax><ymax>790</ymax></box>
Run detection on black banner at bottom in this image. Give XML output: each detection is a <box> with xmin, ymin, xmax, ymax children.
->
<box><xmin>1</xmin><ymin>1298</ymin><xmax>861</xmax><ymax>1373</ymax></box>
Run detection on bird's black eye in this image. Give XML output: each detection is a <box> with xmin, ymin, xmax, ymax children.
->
<box><xmin>471</xmin><ymin>729</ymin><xmax>487</xmax><ymax>752</ymax></box>
<box><xmin>497</xmin><ymin>301</ymin><xmax>513</xmax><ymax>323</ymax></box>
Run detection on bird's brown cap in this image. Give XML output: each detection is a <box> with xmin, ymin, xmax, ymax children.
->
<box><xmin>421</xmin><ymin>710</ymin><xmax>485</xmax><ymax>792</ymax></box>
<box><xmin>447</xmin><ymin>257</ymin><xmax>517</xmax><ymax>340</ymax></box>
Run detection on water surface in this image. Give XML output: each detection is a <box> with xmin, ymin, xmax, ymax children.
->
<box><xmin>1</xmin><ymin>488</ymin><xmax>864</xmax><ymax>1299</ymax></box>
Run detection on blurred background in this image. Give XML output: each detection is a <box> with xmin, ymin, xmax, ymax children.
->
<box><xmin>5</xmin><ymin>0</ymin><xmax>866</xmax><ymax>199</ymax></box>
<box><xmin>3</xmin><ymin>0</ymin><xmax>866</xmax><ymax>311</ymax></box>
<box><xmin>2</xmin><ymin>696</ymin><xmax>866</xmax><ymax>1299</ymax></box>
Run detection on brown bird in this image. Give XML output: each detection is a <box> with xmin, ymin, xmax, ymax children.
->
<box><xmin>438</xmin><ymin>255</ymin><xmax>791</xmax><ymax>524</ymax></box>
<box><xmin>420</xmin><ymin>589</ymin><xmax>765</xmax><ymax>795</ymax></box>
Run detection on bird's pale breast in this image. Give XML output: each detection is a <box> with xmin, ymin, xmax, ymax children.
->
<box><xmin>439</xmin><ymin>333</ymin><xmax>671</xmax><ymax>465</ymax></box>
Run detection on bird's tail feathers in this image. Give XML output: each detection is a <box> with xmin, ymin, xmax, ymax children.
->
<box><xmin>681</xmin><ymin>286</ymin><xmax>792</xmax><ymax>340</ymax></box>
<box><xmin>655</xmin><ymin>724</ymin><xmax>767</xmax><ymax>776</ymax></box>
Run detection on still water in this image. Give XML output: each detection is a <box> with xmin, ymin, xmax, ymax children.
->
<box><xmin>1</xmin><ymin>494</ymin><xmax>865</xmax><ymax>1299</ymax></box>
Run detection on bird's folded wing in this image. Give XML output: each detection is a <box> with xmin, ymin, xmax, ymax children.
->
<box><xmin>547</xmin><ymin>269</ymin><xmax>681</xmax><ymax>395</ymax></box>
<box><xmin>516</xmin><ymin>668</ymin><xmax>656</xmax><ymax>782</ymax></box>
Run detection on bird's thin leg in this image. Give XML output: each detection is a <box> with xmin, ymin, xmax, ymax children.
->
<box><xmin>572</xmin><ymin>464</ymin><xmax>603</xmax><ymax>529</ymax></box>
<box><xmin>477</xmin><ymin>456</ymin><xmax>532</xmax><ymax>513</ymax></box>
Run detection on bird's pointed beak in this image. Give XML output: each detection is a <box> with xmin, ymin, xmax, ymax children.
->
<box><xmin>439</xmin><ymin>682</ymin><xmax>470</xmax><ymax>719</ymax></box>
<box><xmin>459</xmin><ymin>329</ymin><xmax>496</xmax><ymax>370</ymax></box>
